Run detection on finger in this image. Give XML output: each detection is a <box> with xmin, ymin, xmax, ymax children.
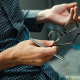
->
<box><xmin>70</xmin><ymin>8</ymin><xmax>74</xmax><ymax>19</ymax></box>
<box><xmin>39</xmin><ymin>46</ymin><xmax>57</xmax><ymax>55</ymax></box>
<box><xmin>65</xmin><ymin>2</ymin><xmax>78</xmax><ymax>9</ymax></box>
<box><xmin>73</xmin><ymin>6</ymin><xmax>79</xmax><ymax>21</ymax></box>
<box><xmin>34</xmin><ymin>39</ymin><xmax>55</xmax><ymax>47</ymax></box>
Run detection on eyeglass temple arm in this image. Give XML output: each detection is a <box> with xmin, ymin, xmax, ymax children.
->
<box><xmin>52</xmin><ymin>43</ymin><xmax>72</xmax><ymax>46</ymax></box>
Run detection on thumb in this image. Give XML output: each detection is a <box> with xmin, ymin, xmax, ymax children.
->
<box><xmin>35</xmin><ymin>40</ymin><xmax>54</xmax><ymax>47</ymax></box>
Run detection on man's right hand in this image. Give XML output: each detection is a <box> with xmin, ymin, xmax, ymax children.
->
<box><xmin>0</xmin><ymin>39</ymin><xmax>57</xmax><ymax>71</ymax></box>
<box><xmin>13</xmin><ymin>39</ymin><xmax>57</xmax><ymax>66</ymax></box>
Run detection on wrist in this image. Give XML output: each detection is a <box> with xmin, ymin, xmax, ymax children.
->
<box><xmin>0</xmin><ymin>47</ymin><xmax>18</xmax><ymax>71</ymax></box>
<box><xmin>36</xmin><ymin>9</ymin><xmax>50</xmax><ymax>24</ymax></box>
<box><xmin>9</xmin><ymin>46</ymin><xmax>19</xmax><ymax>66</ymax></box>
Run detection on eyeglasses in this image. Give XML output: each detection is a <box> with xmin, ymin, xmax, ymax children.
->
<box><xmin>48</xmin><ymin>19</ymin><xmax>80</xmax><ymax>46</ymax></box>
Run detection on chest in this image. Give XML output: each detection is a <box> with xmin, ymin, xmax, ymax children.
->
<box><xmin>0</xmin><ymin>0</ymin><xmax>24</xmax><ymax>40</ymax></box>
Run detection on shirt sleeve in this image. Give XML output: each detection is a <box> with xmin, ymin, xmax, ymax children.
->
<box><xmin>22</xmin><ymin>10</ymin><xmax>44</xmax><ymax>32</ymax></box>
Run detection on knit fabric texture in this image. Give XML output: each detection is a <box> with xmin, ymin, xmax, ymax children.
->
<box><xmin>0</xmin><ymin>0</ymin><xmax>67</xmax><ymax>80</ymax></box>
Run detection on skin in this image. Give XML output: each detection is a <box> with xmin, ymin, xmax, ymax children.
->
<box><xmin>36</xmin><ymin>2</ymin><xmax>80</xmax><ymax>26</ymax></box>
<box><xmin>0</xmin><ymin>40</ymin><xmax>56</xmax><ymax>71</ymax></box>
<box><xmin>0</xmin><ymin>2</ymin><xmax>80</xmax><ymax>71</ymax></box>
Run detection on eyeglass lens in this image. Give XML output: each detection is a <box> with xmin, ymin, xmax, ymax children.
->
<box><xmin>48</xmin><ymin>19</ymin><xmax>79</xmax><ymax>46</ymax></box>
<box><xmin>64</xmin><ymin>19</ymin><xmax>78</xmax><ymax>33</ymax></box>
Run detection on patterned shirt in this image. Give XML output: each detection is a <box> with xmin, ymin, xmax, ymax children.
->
<box><xmin>0</xmin><ymin>0</ymin><xmax>67</xmax><ymax>80</ymax></box>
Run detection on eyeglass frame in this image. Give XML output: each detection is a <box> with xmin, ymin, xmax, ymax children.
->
<box><xmin>48</xmin><ymin>19</ymin><xmax>80</xmax><ymax>46</ymax></box>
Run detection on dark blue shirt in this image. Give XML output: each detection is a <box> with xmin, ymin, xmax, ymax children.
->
<box><xmin>0</xmin><ymin>0</ymin><xmax>67</xmax><ymax>80</ymax></box>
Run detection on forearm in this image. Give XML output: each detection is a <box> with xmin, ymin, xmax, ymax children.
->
<box><xmin>0</xmin><ymin>47</ymin><xmax>18</xmax><ymax>71</ymax></box>
<box><xmin>22</xmin><ymin>9</ymin><xmax>49</xmax><ymax>25</ymax></box>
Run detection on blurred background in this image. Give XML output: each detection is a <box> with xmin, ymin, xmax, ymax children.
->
<box><xmin>19</xmin><ymin>0</ymin><xmax>80</xmax><ymax>76</ymax></box>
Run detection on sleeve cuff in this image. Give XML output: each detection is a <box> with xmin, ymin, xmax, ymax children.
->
<box><xmin>24</xmin><ymin>10</ymin><xmax>44</xmax><ymax>32</ymax></box>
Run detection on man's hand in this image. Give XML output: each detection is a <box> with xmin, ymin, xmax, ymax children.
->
<box><xmin>14</xmin><ymin>39</ymin><xmax>57</xmax><ymax>66</ymax></box>
<box><xmin>0</xmin><ymin>39</ymin><xmax>57</xmax><ymax>71</ymax></box>
<box><xmin>47</xmin><ymin>2</ymin><xmax>79</xmax><ymax>26</ymax></box>
<box><xmin>36</xmin><ymin>2</ymin><xmax>80</xmax><ymax>26</ymax></box>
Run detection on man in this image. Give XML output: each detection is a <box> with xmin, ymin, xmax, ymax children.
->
<box><xmin>0</xmin><ymin>0</ymin><xmax>80</xmax><ymax>80</ymax></box>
